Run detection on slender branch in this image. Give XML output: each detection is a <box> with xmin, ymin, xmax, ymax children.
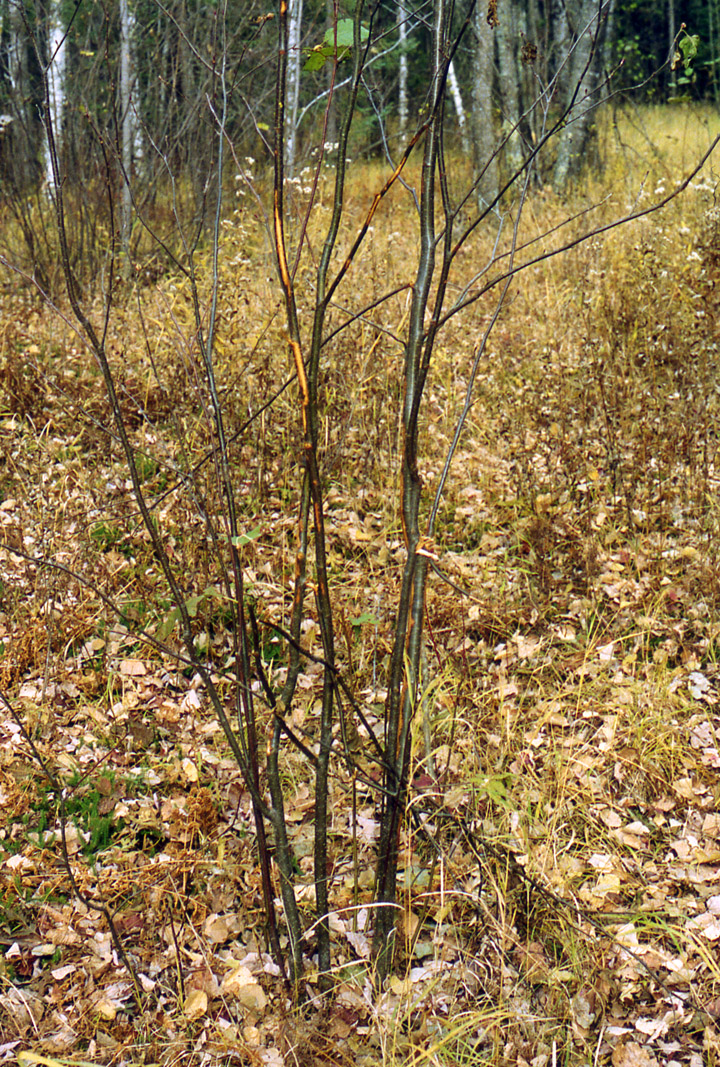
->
<box><xmin>438</xmin><ymin>134</ymin><xmax>720</xmax><ymax>331</ymax></box>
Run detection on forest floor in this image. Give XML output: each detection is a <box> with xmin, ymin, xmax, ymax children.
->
<box><xmin>2</xmin><ymin>105</ymin><xmax>720</xmax><ymax>1067</ymax></box>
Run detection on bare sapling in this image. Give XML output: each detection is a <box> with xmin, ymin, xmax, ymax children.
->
<box><xmin>0</xmin><ymin>0</ymin><xmax>717</xmax><ymax>1010</ymax></box>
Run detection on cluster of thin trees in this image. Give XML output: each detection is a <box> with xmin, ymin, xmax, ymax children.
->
<box><xmin>1</xmin><ymin>0</ymin><xmax>717</xmax><ymax>994</ymax></box>
<box><xmin>1</xmin><ymin>0</ymin><xmax>705</xmax><ymax>215</ymax></box>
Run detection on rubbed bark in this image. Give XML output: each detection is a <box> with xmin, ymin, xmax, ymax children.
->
<box><xmin>325</xmin><ymin>0</ymin><xmax>337</xmax><ymax>145</ymax></box>
<box><xmin>119</xmin><ymin>0</ymin><xmax>133</xmax><ymax>275</ymax></box>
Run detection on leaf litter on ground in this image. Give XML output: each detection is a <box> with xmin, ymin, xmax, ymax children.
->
<box><xmin>2</xmin><ymin>115</ymin><xmax>720</xmax><ymax>1065</ymax></box>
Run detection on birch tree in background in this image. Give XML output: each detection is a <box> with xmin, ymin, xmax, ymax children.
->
<box><xmin>447</xmin><ymin>59</ymin><xmax>470</xmax><ymax>156</ymax></box>
<box><xmin>119</xmin><ymin>0</ymin><xmax>134</xmax><ymax>272</ymax></box>
<box><xmin>552</xmin><ymin>0</ymin><xmax>616</xmax><ymax>190</ymax></box>
<box><xmin>471</xmin><ymin>2</ymin><xmax>497</xmax><ymax>208</ymax></box>
<box><xmin>0</xmin><ymin>0</ymin><xmax>19</xmax><ymax>182</ymax></box>
<box><xmin>397</xmin><ymin>0</ymin><xmax>408</xmax><ymax>138</ymax></box>
<box><xmin>285</xmin><ymin>0</ymin><xmax>304</xmax><ymax>177</ymax></box>
<box><xmin>549</xmin><ymin>0</ymin><xmax>570</xmax><ymax>100</ymax></box>
<box><xmin>44</xmin><ymin>0</ymin><xmax>67</xmax><ymax>191</ymax></box>
<box><xmin>496</xmin><ymin>0</ymin><xmax>524</xmax><ymax>172</ymax></box>
<box><xmin>0</xmin><ymin>0</ymin><xmax>14</xmax><ymax>121</ymax></box>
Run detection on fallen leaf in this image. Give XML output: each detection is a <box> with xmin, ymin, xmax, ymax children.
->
<box><xmin>611</xmin><ymin>1042</ymin><xmax>659</xmax><ymax>1067</ymax></box>
<box><xmin>182</xmin><ymin>757</ymin><xmax>199</xmax><ymax>783</ymax></box>
<box><xmin>184</xmin><ymin>988</ymin><xmax>207</xmax><ymax>1020</ymax></box>
<box><xmin>120</xmin><ymin>658</ymin><xmax>146</xmax><ymax>676</ymax></box>
<box><xmin>221</xmin><ymin>966</ymin><xmax>267</xmax><ymax>1010</ymax></box>
<box><xmin>571</xmin><ymin>989</ymin><xmax>597</xmax><ymax>1029</ymax></box>
<box><xmin>92</xmin><ymin>995</ymin><xmax>117</xmax><ymax>1021</ymax></box>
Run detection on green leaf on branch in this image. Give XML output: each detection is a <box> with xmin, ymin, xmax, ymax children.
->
<box><xmin>672</xmin><ymin>29</ymin><xmax>700</xmax><ymax>74</ymax></box>
<box><xmin>331</xmin><ymin>19</ymin><xmax>367</xmax><ymax>50</ymax></box>
<box><xmin>304</xmin><ymin>19</ymin><xmax>369</xmax><ymax>72</ymax></box>
<box><xmin>679</xmin><ymin>32</ymin><xmax>699</xmax><ymax>70</ymax></box>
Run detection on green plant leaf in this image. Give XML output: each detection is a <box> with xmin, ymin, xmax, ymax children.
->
<box><xmin>679</xmin><ymin>32</ymin><xmax>699</xmax><ymax>69</ymax></box>
<box><xmin>325</xmin><ymin>19</ymin><xmax>368</xmax><ymax>50</ymax></box>
<box><xmin>473</xmin><ymin>773</ymin><xmax>514</xmax><ymax>808</ymax></box>
<box><xmin>673</xmin><ymin>30</ymin><xmax>700</xmax><ymax>74</ymax></box>
<box><xmin>157</xmin><ymin>606</ymin><xmax>180</xmax><ymax>640</ymax></box>
<box><xmin>304</xmin><ymin>20</ymin><xmax>369</xmax><ymax>71</ymax></box>
<box><xmin>230</xmin><ymin>526</ymin><xmax>262</xmax><ymax>548</ymax></box>
<box><xmin>304</xmin><ymin>49</ymin><xmax>329</xmax><ymax>72</ymax></box>
<box><xmin>185</xmin><ymin>594</ymin><xmax>203</xmax><ymax>618</ymax></box>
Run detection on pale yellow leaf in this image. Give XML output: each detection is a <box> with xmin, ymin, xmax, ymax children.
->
<box><xmin>221</xmin><ymin>965</ymin><xmax>268</xmax><ymax>1010</ymax></box>
<box><xmin>120</xmin><ymin>658</ymin><xmax>146</xmax><ymax>676</ymax></box>
<box><xmin>184</xmin><ymin>988</ymin><xmax>207</xmax><ymax>1020</ymax></box>
<box><xmin>204</xmin><ymin>914</ymin><xmax>230</xmax><ymax>943</ymax></box>
<box><xmin>93</xmin><ymin>996</ymin><xmax>116</xmax><ymax>1021</ymax></box>
<box><xmin>389</xmin><ymin>976</ymin><xmax>412</xmax><ymax>996</ymax></box>
<box><xmin>182</xmin><ymin>758</ymin><xmax>199</xmax><ymax>783</ymax></box>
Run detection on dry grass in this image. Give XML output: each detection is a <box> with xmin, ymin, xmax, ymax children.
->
<box><xmin>1</xmin><ymin>104</ymin><xmax>720</xmax><ymax>1065</ymax></box>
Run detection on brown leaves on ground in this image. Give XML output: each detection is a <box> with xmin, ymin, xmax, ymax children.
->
<box><xmin>2</xmin><ymin>117</ymin><xmax>720</xmax><ymax>1065</ymax></box>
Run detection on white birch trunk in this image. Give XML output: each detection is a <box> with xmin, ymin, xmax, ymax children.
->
<box><xmin>397</xmin><ymin>0</ymin><xmax>408</xmax><ymax>138</ymax></box>
<box><xmin>447</xmin><ymin>59</ymin><xmax>470</xmax><ymax>156</ymax></box>
<box><xmin>285</xmin><ymin>0</ymin><xmax>304</xmax><ymax>177</ymax></box>
<box><xmin>120</xmin><ymin>0</ymin><xmax>133</xmax><ymax>271</ymax></box>
<box><xmin>45</xmin><ymin>1</ymin><xmax>67</xmax><ymax>190</ymax></box>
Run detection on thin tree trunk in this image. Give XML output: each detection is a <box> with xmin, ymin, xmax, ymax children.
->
<box><xmin>471</xmin><ymin>3</ymin><xmax>497</xmax><ymax>208</ymax></box>
<box><xmin>119</xmin><ymin>0</ymin><xmax>133</xmax><ymax>276</ymax></box>
<box><xmin>286</xmin><ymin>0</ymin><xmax>303</xmax><ymax>177</ymax></box>
<box><xmin>397</xmin><ymin>0</ymin><xmax>408</xmax><ymax>138</ymax></box>
<box><xmin>496</xmin><ymin>0</ymin><xmax>524</xmax><ymax>172</ymax></box>
<box><xmin>373</xmin><ymin>0</ymin><xmax>449</xmax><ymax>984</ymax></box>
<box><xmin>448</xmin><ymin>59</ymin><xmax>470</xmax><ymax>155</ymax></box>
<box><xmin>45</xmin><ymin>0</ymin><xmax>66</xmax><ymax>191</ymax></box>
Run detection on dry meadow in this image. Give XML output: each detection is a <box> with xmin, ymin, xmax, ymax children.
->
<box><xmin>1</xmin><ymin>105</ymin><xmax>720</xmax><ymax>1066</ymax></box>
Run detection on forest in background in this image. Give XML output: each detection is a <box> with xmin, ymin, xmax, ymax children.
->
<box><xmin>1</xmin><ymin>0</ymin><xmax>717</xmax><ymax>228</ymax></box>
<box><xmin>2</xmin><ymin>2</ymin><xmax>720</xmax><ymax>1066</ymax></box>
